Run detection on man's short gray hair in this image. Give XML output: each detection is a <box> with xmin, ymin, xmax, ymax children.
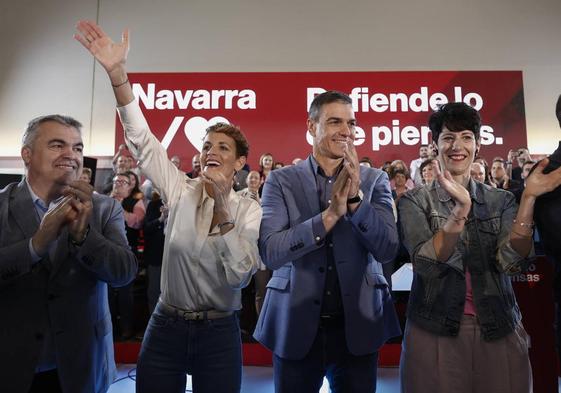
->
<box><xmin>22</xmin><ymin>115</ymin><xmax>82</xmax><ymax>148</ymax></box>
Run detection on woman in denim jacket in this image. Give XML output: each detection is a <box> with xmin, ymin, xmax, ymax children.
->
<box><xmin>398</xmin><ymin>102</ymin><xmax>561</xmax><ymax>393</ymax></box>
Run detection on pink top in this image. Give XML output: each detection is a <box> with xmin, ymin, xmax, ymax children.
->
<box><xmin>123</xmin><ymin>199</ymin><xmax>146</xmax><ymax>229</ymax></box>
<box><xmin>463</xmin><ymin>268</ymin><xmax>477</xmax><ymax>316</ymax></box>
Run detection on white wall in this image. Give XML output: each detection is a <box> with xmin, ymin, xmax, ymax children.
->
<box><xmin>1</xmin><ymin>0</ymin><xmax>560</xmax><ymax>172</ymax></box>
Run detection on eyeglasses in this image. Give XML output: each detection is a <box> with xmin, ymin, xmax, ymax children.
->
<box><xmin>113</xmin><ymin>179</ymin><xmax>130</xmax><ymax>185</ymax></box>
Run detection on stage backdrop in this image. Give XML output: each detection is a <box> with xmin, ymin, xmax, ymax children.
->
<box><xmin>115</xmin><ymin>71</ymin><xmax>526</xmax><ymax>169</ymax></box>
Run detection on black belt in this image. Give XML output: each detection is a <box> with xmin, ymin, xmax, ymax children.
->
<box><xmin>158</xmin><ymin>301</ymin><xmax>234</xmax><ymax>321</ymax></box>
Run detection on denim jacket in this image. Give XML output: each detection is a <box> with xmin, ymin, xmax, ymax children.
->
<box><xmin>398</xmin><ymin>179</ymin><xmax>532</xmax><ymax>341</ymax></box>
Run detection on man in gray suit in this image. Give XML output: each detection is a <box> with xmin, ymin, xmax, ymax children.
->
<box><xmin>0</xmin><ymin>115</ymin><xmax>137</xmax><ymax>393</ymax></box>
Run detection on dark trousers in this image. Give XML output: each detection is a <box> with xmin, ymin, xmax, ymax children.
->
<box><xmin>136</xmin><ymin>302</ymin><xmax>242</xmax><ymax>393</ymax></box>
<box><xmin>273</xmin><ymin>318</ymin><xmax>379</xmax><ymax>393</ymax></box>
<box><xmin>29</xmin><ymin>369</ymin><xmax>62</xmax><ymax>393</ymax></box>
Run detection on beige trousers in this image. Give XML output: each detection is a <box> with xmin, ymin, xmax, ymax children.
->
<box><xmin>400</xmin><ymin>315</ymin><xmax>533</xmax><ymax>393</ymax></box>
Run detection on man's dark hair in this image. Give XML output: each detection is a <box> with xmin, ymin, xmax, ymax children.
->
<box><xmin>429</xmin><ymin>102</ymin><xmax>481</xmax><ymax>143</ymax></box>
<box><xmin>205</xmin><ymin>122</ymin><xmax>249</xmax><ymax>158</ymax></box>
<box><xmin>308</xmin><ymin>90</ymin><xmax>352</xmax><ymax>122</ymax></box>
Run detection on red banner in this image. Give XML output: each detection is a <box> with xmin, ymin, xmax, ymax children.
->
<box><xmin>116</xmin><ymin>71</ymin><xmax>526</xmax><ymax>168</ymax></box>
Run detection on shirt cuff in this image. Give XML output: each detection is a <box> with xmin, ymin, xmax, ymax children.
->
<box><xmin>28</xmin><ymin>239</ymin><xmax>43</xmax><ymax>264</ymax></box>
<box><xmin>311</xmin><ymin>214</ymin><xmax>327</xmax><ymax>245</ymax></box>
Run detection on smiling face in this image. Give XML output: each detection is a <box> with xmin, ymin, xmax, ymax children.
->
<box><xmin>260</xmin><ymin>154</ymin><xmax>274</xmax><ymax>170</ymax></box>
<box><xmin>22</xmin><ymin>121</ymin><xmax>83</xmax><ymax>193</ymax></box>
<box><xmin>470</xmin><ymin>162</ymin><xmax>486</xmax><ymax>183</ymax></box>
<box><xmin>200</xmin><ymin>132</ymin><xmax>245</xmax><ymax>179</ymax></box>
<box><xmin>421</xmin><ymin>162</ymin><xmax>435</xmax><ymax>184</ymax></box>
<box><xmin>308</xmin><ymin>102</ymin><xmax>356</xmax><ymax>160</ymax></box>
<box><xmin>247</xmin><ymin>170</ymin><xmax>261</xmax><ymax>191</ymax></box>
<box><xmin>437</xmin><ymin>128</ymin><xmax>479</xmax><ymax>177</ymax></box>
<box><xmin>112</xmin><ymin>174</ymin><xmax>132</xmax><ymax>198</ymax></box>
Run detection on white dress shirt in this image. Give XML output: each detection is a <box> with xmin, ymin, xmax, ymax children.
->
<box><xmin>118</xmin><ymin>100</ymin><xmax>261</xmax><ymax>312</ymax></box>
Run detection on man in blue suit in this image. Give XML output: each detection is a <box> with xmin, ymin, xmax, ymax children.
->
<box><xmin>254</xmin><ymin>91</ymin><xmax>401</xmax><ymax>392</ymax></box>
<box><xmin>0</xmin><ymin>115</ymin><xmax>137</xmax><ymax>393</ymax></box>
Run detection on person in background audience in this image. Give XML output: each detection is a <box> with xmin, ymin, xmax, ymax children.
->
<box><xmin>419</xmin><ymin>159</ymin><xmax>436</xmax><ymax>185</ymax></box>
<box><xmin>494</xmin><ymin>157</ymin><xmax>523</xmax><ymax>195</ymax></box>
<box><xmin>274</xmin><ymin>162</ymin><xmax>284</xmax><ymax>170</ymax></box>
<box><xmin>0</xmin><ymin>114</ymin><xmax>136</xmax><ymax>393</ymax></box>
<box><xmin>510</xmin><ymin>160</ymin><xmax>537</xmax><ymax>204</ymax></box>
<box><xmin>292</xmin><ymin>157</ymin><xmax>303</xmax><ymax>165</ymax></box>
<box><xmin>80</xmin><ymin>166</ymin><xmax>93</xmax><ymax>184</ymax></box>
<box><xmin>258</xmin><ymin>153</ymin><xmax>274</xmax><ymax>197</ymax></box>
<box><xmin>381</xmin><ymin>160</ymin><xmax>392</xmax><ymax>175</ymax></box>
<box><xmin>390</xmin><ymin>168</ymin><xmax>410</xmax><ymax>201</ymax></box>
<box><xmin>237</xmin><ymin>170</ymin><xmax>269</xmax><ymax>316</ymax></box>
<box><xmin>521</xmin><ymin>160</ymin><xmax>536</xmax><ymax>181</ymax></box>
<box><xmin>398</xmin><ymin>102</ymin><xmax>561</xmax><ymax>393</ymax></box>
<box><xmin>410</xmin><ymin>144</ymin><xmax>430</xmax><ymax>186</ymax></box>
<box><xmin>237</xmin><ymin>170</ymin><xmax>261</xmax><ymax>203</ymax></box>
<box><xmin>143</xmin><ymin>190</ymin><xmax>167</xmax><ymax>314</ymax></box>
<box><xmin>470</xmin><ymin>162</ymin><xmax>486</xmax><ymax>183</ymax></box>
<box><xmin>125</xmin><ymin>170</ymin><xmax>144</xmax><ymax>201</ymax></box>
<box><xmin>491</xmin><ymin>157</ymin><xmax>511</xmax><ymax>189</ymax></box>
<box><xmin>102</xmin><ymin>146</ymin><xmax>132</xmax><ymax>194</ymax></box>
<box><xmin>109</xmin><ymin>173</ymin><xmax>145</xmax><ymax>340</ymax></box>
<box><xmin>259</xmin><ymin>153</ymin><xmax>274</xmax><ymax>181</ymax></box>
<box><xmin>233</xmin><ymin>163</ymin><xmax>250</xmax><ymax>192</ymax></box>
<box><xmin>76</xmin><ymin>20</ymin><xmax>260</xmax><ymax>393</ymax></box>
<box><xmin>389</xmin><ymin>159</ymin><xmax>415</xmax><ymax>192</ymax></box>
<box><xmin>507</xmin><ymin>147</ymin><xmax>532</xmax><ymax>181</ymax></box>
<box><xmin>359</xmin><ymin>156</ymin><xmax>373</xmax><ymax>167</ymax></box>
<box><xmin>186</xmin><ymin>153</ymin><xmax>201</xmax><ymax>178</ymax></box>
<box><xmin>171</xmin><ymin>155</ymin><xmax>182</xmax><ymax>170</ymax></box>
<box><xmin>474</xmin><ymin>156</ymin><xmax>496</xmax><ymax>187</ymax></box>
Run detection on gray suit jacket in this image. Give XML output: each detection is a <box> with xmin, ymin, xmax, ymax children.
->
<box><xmin>0</xmin><ymin>180</ymin><xmax>137</xmax><ymax>393</ymax></box>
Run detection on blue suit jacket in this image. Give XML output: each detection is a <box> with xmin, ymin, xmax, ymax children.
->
<box><xmin>0</xmin><ymin>181</ymin><xmax>137</xmax><ymax>393</ymax></box>
<box><xmin>253</xmin><ymin>157</ymin><xmax>401</xmax><ymax>359</ymax></box>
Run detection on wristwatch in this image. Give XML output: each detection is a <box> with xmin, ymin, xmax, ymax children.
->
<box><xmin>347</xmin><ymin>189</ymin><xmax>364</xmax><ymax>204</ymax></box>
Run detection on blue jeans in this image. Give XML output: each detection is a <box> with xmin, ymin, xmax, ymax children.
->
<box><xmin>136</xmin><ymin>303</ymin><xmax>242</xmax><ymax>393</ymax></box>
<box><xmin>273</xmin><ymin>318</ymin><xmax>379</xmax><ymax>393</ymax></box>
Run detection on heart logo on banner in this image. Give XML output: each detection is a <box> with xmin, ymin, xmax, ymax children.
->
<box><xmin>184</xmin><ymin>116</ymin><xmax>230</xmax><ymax>152</ymax></box>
